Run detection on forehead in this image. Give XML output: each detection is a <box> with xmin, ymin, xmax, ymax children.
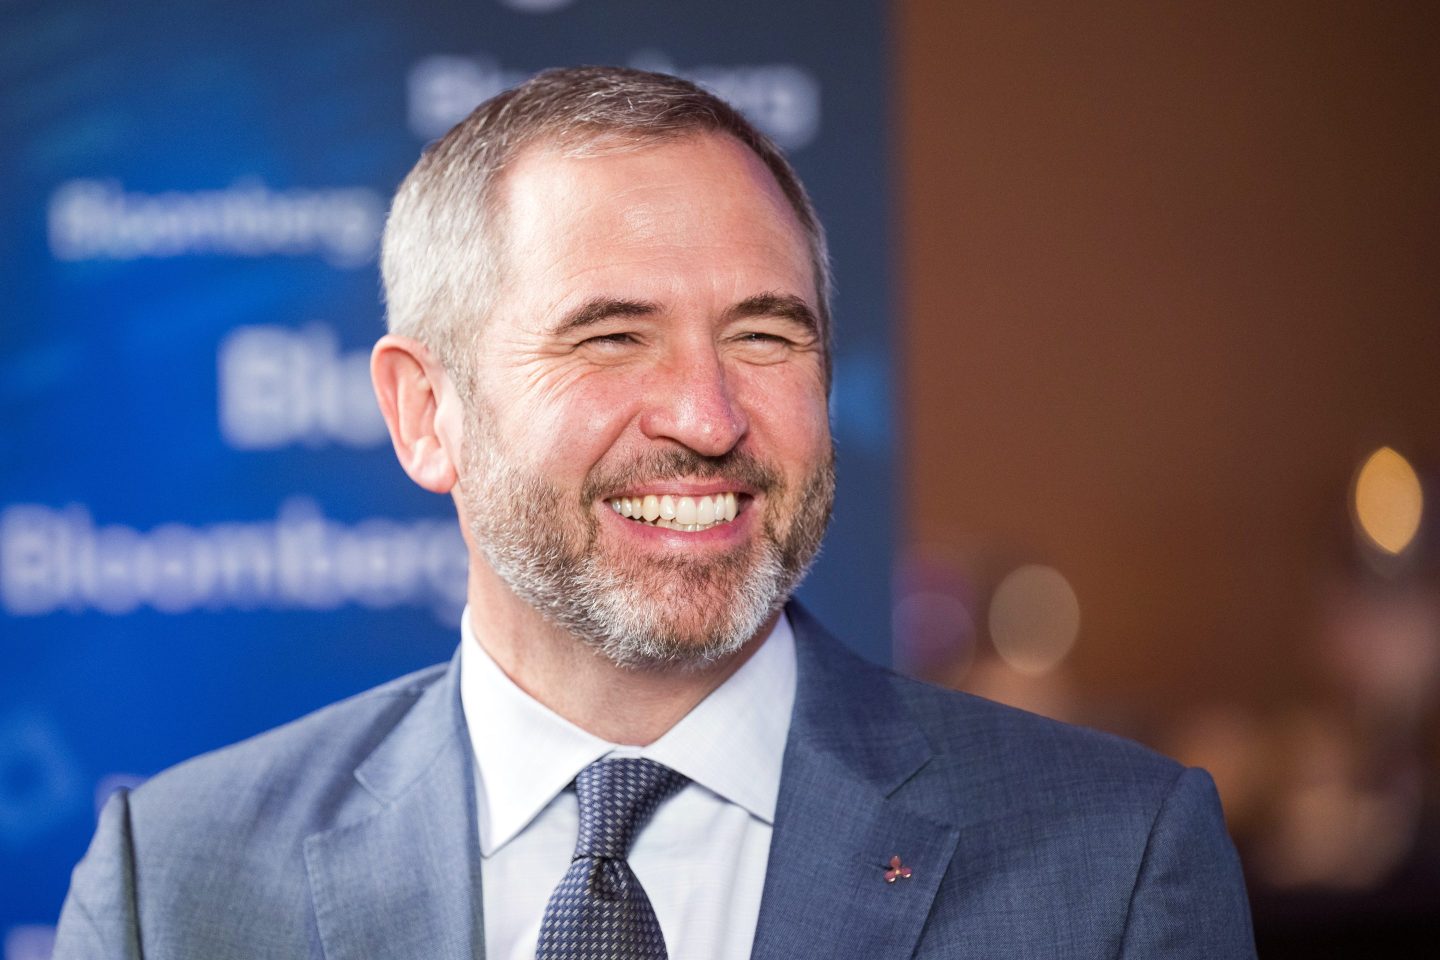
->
<box><xmin>490</xmin><ymin>133</ymin><xmax>815</xmax><ymax>311</ymax></box>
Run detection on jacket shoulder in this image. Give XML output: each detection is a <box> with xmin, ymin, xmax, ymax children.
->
<box><xmin>893</xmin><ymin>668</ymin><xmax>1184</xmax><ymax>792</ymax></box>
<box><xmin>56</xmin><ymin>661</ymin><xmax>455</xmax><ymax>960</ymax></box>
<box><xmin>883</xmin><ymin>671</ymin><xmax>1254</xmax><ymax>957</ymax></box>
<box><xmin>787</xmin><ymin>600</ymin><xmax>1186</xmax><ymax>802</ymax></box>
<box><xmin>126</xmin><ymin>660</ymin><xmax>450</xmax><ymax>834</ymax></box>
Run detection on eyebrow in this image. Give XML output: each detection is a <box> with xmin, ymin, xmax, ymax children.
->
<box><xmin>548</xmin><ymin>291</ymin><xmax>821</xmax><ymax>337</ymax></box>
<box><xmin>725</xmin><ymin>293</ymin><xmax>821</xmax><ymax>336</ymax></box>
<box><xmin>550</xmin><ymin>296</ymin><xmax>660</xmax><ymax>336</ymax></box>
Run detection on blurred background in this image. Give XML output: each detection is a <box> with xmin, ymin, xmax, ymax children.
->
<box><xmin>2</xmin><ymin>0</ymin><xmax>1436</xmax><ymax>956</ymax></box>
<box><xmin>899</xmin><ymin>2</ymin><xmax>1440</xmax><ymax>953</ymax></box>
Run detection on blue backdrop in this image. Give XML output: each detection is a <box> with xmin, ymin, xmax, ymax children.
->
<box><xmin>0</xmin><ymin>1</ymin><xmax>892</xmax><ymax>951</ymax></box>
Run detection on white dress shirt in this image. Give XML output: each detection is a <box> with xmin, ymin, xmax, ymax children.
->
<box><xmin>458</xmin><ymin>608</ymin><xmax>797</xmax><ymax>960</ymax></box>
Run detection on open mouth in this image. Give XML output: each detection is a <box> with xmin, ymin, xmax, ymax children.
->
<box><xmin>607</xmin><ymin>492</ymin><xmax>740</xmax><ymax>532</ymax></box>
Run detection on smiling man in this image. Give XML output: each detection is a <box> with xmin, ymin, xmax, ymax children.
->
<box><xmin>55</xmin><ymin>68</ymin><xmax>1256</xmax><ymax>959</ymax></box>
<box><xmin>403</xmin><ymin>131</ymin><xmax>836</xmax><ymax>688</ymax></box>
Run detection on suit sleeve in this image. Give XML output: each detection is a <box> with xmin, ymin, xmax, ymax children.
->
<box><xmin>1117</xmin><ymin>766</ymin><xmax>1256</xmax><ymax>959</ymax></box>
<box><xmin>52</xmin><ymin>787</ymin><xmax>144</xmax><ymax>960</ymax></box>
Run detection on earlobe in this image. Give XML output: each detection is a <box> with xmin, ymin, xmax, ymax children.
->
<box><xmin>371</xmin><ymin>335</ymin><xmax>459</xmax><ymax>494</ymax></box>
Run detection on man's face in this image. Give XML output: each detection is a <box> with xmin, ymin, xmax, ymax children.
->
<box><xmin>452</xmin><ymin>133</ymin><xmax>834</xmax><ymax>667</ymax></box>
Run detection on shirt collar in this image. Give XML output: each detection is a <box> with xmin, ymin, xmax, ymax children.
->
<box><xmin>459</xmin><ymin>607</ymin><xmax>796</xmax><ymax>858</ymax></box>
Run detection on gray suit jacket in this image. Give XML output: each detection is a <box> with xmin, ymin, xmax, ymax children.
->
<box><xmin>54</xmin><ymin>605</ymin><xmax>1256</xmax><ymax>958</ymax></box>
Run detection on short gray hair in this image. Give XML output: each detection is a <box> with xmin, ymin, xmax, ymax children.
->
<box><xmin>380</xmin><ymin>65</ymin><xmax>832</xmax><ymax>382</ymax></box>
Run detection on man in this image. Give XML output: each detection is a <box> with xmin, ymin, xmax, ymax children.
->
<box><xmin>54</xmin><ymin>67</ymin><xmax>1256</xmax><ymax>958</ymax></box>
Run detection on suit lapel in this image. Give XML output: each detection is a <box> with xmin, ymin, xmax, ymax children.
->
<box><xmin>303</xmin><ymin>654</ymin><xmax>485</xmax><ymax>960</ymax></box>
<box><xmin>299</xmin><ymin>609</ymin><xmax>962</xmax><ymax>960</ymax></box>
<box><xmin>751</xmin><ymin>605</ymin><xmax>960</xmax><ymax>960</ymax></box>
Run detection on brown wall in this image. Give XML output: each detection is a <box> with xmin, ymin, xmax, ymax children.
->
<box><xmin>898</xmin><ymin>1</ymin><xmax>1440</xmax><ymax>718</ymax></box>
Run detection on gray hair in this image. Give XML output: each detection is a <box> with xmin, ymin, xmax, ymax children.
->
<box><xmin>380</xmin><ymin>65</ymin><xmax>832</xmax><ymax>384</ymax></box>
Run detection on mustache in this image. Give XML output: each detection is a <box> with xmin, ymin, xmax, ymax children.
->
<box><xmin>580</xmin><ymin>448</ymin><xmax>782</xmax><ymax>503</ymax></box>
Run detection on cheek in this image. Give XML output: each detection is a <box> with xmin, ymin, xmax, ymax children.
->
<box><xmin>742</xmin><ymin>372</ymin><xmax>831</xmax><ymax>461</ymax></box>
<box><xmin>776</xmin><ymin>407</ymin><xmax>832</xmax><ymax>466</ymax></box>
<box><xmin>501</xmin><ymin>370</ymin><xmax>642</xmax><ymax>471</ymax></box>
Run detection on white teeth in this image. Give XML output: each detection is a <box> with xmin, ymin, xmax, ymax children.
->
<box><xmin>677</xmin><ymin>497</ymin><xmax>697</xmax><ymax>525</ymax></box>
<box><xmin>605</xmin><ymin>491</ymin><xmax>743</xmax><ymax>531</ymax></box>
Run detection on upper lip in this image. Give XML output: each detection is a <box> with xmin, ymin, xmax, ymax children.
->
<box><xmin>602</xmin><ymin>480</ymin><xmax>756</xmax><ymax>499</ymax></box>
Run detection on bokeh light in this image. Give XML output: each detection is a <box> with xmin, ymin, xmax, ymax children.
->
<box><xmin>1352</xmin><ymin>447</ymin><xmax>1424</xmax><ymax>556</ymax></box>
<box><xmin>987</xmin><ymin>564</ymin><xmax>1081</xmax><ymax>675</ymax></box>
<box><xmin>892</xmin><ymin>590</ymin><xmax>976</xmax><ymax>679</ymax></box>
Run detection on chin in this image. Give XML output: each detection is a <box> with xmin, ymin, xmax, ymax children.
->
<box><xmin>561</xmin><ymin>555</ymin><xmax>789</xmax><ymax>671</ymax></box>
<box><xmin>575</xmin><ymin>595</ymin><xmax>780</xmax><ymax>672</ymax></box>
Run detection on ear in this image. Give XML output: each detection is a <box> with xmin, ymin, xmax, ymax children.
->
<box><xmin>371</xmin><ymin>334</ymin><xmax>459</xmax><ymax>494</ymax></box>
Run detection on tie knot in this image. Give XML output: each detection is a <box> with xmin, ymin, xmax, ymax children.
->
<box><xmin>572</xmin><ymin>758</ymin><xmax>688</xmax><ymax>861</ymax></box>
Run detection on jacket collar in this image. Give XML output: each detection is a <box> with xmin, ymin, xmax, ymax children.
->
<box><xmin>750</xmin><ymin>602</ymin><xmax>961</xmax><ymax>960</ymax></box>
<box><xmin>304</xmin><ymin>650</ymin><xmax>485</xmax><ymax>960</ymax></box>
<box><xmin>301</xmin><ymin>602</ymin><xmax>961</xmax><ymax>960</ymax></box>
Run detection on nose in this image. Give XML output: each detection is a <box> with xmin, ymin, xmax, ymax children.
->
<box><xmin>637</xmin><ymin>347</ymin><xmax>748</xmax><ymax>457</ymax></box>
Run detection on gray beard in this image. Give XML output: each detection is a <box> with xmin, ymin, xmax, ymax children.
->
<box><xmin>460</xmin><ymin>415</ymin><xmax>834</xmax><ymax>670</ymax></box>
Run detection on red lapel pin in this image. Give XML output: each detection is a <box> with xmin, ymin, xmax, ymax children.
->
<box><xmin>884</xmin><ymin>855</ymin><xmax>912</xmax><ymax>883</ymax></box>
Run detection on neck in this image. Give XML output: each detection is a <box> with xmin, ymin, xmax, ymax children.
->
<box><xmin>465</xmin><ymin>573</ymin><xmax>774</xmax><ymax>746</ymax></box>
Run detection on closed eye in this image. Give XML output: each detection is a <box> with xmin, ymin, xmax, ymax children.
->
<box><xmin>579</xmin><ymin>332</ymin><xmax>640</xmax><ymax>346</ymax></box>
<box><xmin>727</xmin><ymin>328</ymin><xmax>805</xmax><ymax>365</ymax></box>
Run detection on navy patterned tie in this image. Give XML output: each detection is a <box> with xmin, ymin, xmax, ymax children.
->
<box><xmin>535</xmin><ymin>758</ymin><xmax>688</xmax><ymax>959</ymax></box>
